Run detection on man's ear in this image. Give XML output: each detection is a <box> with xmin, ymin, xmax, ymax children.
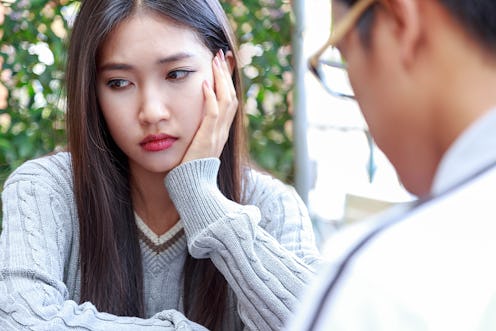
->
<box><xmin>384</xmin><ymin>0</ymin><xmax>422</xmax><ymax>67</ymax></box>
<box><xmin>225</xmin><ymin>50</ymin><xmax>236</xmax><ymax>75</ymax></box>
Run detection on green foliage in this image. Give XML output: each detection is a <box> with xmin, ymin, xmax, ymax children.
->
<box><xmin>0</xmin><ymin>0</ymin><xmax>295</xmax><ymax>222</ymax></box>
<box><xmin>0</xmin><ymin>0</ymin><xmax>72</xmax><ymax>168</ymax></box>
<box><xmin>0</xmin><ymin>0</ymin><xmax>77</xmax><ymax>223</ymax></box>
<box><xmin>222</xmin><ymin>0</ymin><xmax>295</xmax><ymax>183</ymax></box>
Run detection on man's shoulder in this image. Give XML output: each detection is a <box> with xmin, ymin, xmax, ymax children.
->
<box><xmin>290</xmin><ymin>165</ymin><xmax>496</xmax><ymax>331</ymax></box>
<box><xmin>370</xmin><ymin>162</ymin><xmax>496</xmax><ymax>244</ymax></box>
<box><xmin>324</xmin><ymin>162</ymin><xmax>496</xmax><ymax>296</ymax></box>
<box><xmin>352</xmin><ymin>164</ymin><xmax>496</xmax><ymax>259</ymax></box>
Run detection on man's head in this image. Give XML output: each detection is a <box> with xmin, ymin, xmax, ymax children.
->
<box><xmin>315</xmin><ymin>0</ymin><xmax>496</xmax><ymax>196</ymax></box>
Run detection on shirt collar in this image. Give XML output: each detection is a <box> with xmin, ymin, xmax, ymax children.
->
<box><xmin>432</xmin><ymin>107</ymin><xmax>496</xmax><ymax>195</ymax></box>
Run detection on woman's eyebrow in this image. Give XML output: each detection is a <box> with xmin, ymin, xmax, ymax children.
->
<box><xmin>99</xmin><ymin>63</ymin><xmax>133</xmax><ymax>72</ymax></box>
<box><xmin>157</xmin><ymin>52</ymin><xmax>194</xmax><ymax>64</ymax></box>
<box><xmin>99</xmin><ymin>52</ymin><xmax>195</xmax><ymax>72</ymax></box>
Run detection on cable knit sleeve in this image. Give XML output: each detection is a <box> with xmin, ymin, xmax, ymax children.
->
<box><xmin>0</xmin><ymin>155</ymin><xmax>206</xmax><ymax>331</ymax></box>
<box><xmin>164</xmin><ymin>158</ymin><xmax>322</xmax><ymax>331</ymax></box>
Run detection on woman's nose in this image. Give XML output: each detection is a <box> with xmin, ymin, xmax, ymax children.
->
<box><xmin>138</xmin><ymin>87</ymin><xmax>170</xmax><ymax>124</ymax></box>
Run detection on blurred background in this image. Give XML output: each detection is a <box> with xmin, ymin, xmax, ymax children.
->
<box><xmin>0</xmin><ymin>0</ymin><xmax>414</xmax><ymax>246</ymax></box>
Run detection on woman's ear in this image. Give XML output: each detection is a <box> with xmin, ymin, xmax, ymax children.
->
<box><xmin>225</xmin><ymin>50</ymin><xmax>236</xmax><ymax>75</ymax></box>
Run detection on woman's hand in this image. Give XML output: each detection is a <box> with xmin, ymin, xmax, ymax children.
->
<box><xmin>181</xmin><ymin>50</ymin><xmax>238</xmax><ymax>163</ymax></box>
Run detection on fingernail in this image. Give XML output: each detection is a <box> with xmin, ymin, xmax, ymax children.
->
<box><xmin>219</xmin><ymin>49</ymin><xmax>225</xmax><ymax>62</ymax></box>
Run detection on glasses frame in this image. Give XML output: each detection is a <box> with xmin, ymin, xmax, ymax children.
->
<box><xmin>308</xmin><ymin>0</ymin><xmax>378</xmax><ymax>99</ymax></box>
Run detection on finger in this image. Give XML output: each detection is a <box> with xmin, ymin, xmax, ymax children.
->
<box><xmin>219</xmin><ymin>50</ymin><xmax>237</xmax><ymax>100</ymax></box>
<box><xmin>201</xmin><ymin>79</ymin><xmax>219</xmax><ymax>134</ymax></box>
<box><xmin>214</xmin><ymin>51</ymin><xmax>238</xmax><ymax>144</ymax></box>
<box><xmin>213</xmin><ymin>51</ymin><xmax>230</xmax><ymax>106</ymax></box>
<box><xmin>201</xmin><ymin>79</ymin><xmax>225</xmax><ymax>157</ymax></box>
<box><xmin>213</xmin><ymin>50</ymin><xmax>238</xmax><ymax>124</ymax></box>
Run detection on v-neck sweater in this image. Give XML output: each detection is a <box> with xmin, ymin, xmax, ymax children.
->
<box><xmin>0</xmin><ymin>152</ymin><xmax>321</xmax><ymax>330</ymax></box>
<box><xmin>136</xmin><ymin>216</ymin><xmax>187</xmax><ymax>317</ymax></box>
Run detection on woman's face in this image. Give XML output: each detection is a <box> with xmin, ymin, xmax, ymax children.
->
<box><xmin>96</xmin><ymin>13</ymin><xmax>214</xmax><ymax>178</ymax></box>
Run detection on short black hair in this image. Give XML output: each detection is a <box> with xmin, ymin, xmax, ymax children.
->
<box><xmin>438</xmin><ymin>0</ymin><xmax>496</xmax><ymax>52</ymax></box>
<box><xmin>339</xmin><ymin>0</ymin><xmax>496</xmax><ymax>53</ymax></box>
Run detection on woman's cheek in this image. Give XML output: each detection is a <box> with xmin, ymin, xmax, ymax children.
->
<box><xmin>178</xmin><ymin>91</ymin><xmax>204</xmax><ymax>138</ymax></box>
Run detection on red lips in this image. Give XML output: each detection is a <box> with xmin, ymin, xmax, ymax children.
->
<box><xmin>140</xmin><ymin>134</ymin><xmax>177</xmax><ymax>152</ymax></box>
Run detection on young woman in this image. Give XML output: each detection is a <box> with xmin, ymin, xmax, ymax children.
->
<box><xmin>0</xmin><ymin>0</ymin><xmax>321</xmax><ymax>330</ymax></box>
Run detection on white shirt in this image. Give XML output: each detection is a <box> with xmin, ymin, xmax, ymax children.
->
<box><xmin>287</xmin><ymin>108</ymin><xmax>496</xmax><ymax>331</ymax></box>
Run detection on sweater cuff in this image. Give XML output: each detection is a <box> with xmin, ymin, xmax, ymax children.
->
<box><xmin>164</xmin><ymin>158</ymin><xmax>240</xmax><ymax>240</ymax></box>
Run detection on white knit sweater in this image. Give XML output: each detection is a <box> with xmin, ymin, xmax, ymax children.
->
<box><xmin>0</xmin><ymin>152</ymin><xmax>320</xmax><ymax>330</ymax></box>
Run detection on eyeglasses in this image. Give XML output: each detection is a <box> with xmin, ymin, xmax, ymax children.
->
<box><xmin>308</xmin><ymin>0</ymin><xmax>378</xmax><ymax>100</ymax></box>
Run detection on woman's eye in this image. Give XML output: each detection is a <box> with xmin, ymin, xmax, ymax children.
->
<box><xmin>167</xmin><ymin>70</ymin><xmax>192</xmax><ymax>80</ymax></box>
<box><xmin>106</xmin><ymin>79</ymin><xmax>131</xmax><ymax>89</ymax></box>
